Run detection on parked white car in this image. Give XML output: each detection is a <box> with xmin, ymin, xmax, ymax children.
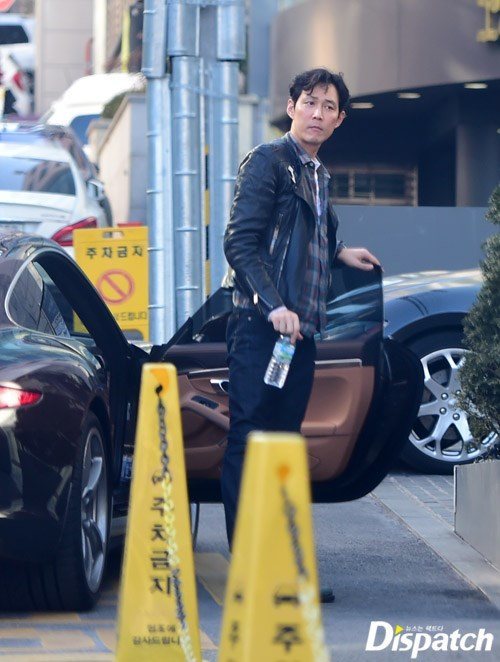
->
<box><xmin>42</xmin><ymin>73</ymin><xmax>142</xmax><ymax>146</ymax></box>
<box><xmin>0</xmin><ymin>140</ymin><xmax>108</xmax><ymax>253</ymax></box>
<box><xmin>0</xmin><ymin>121</ymin><xmax>113</xmax><ymax>225</ymax></box>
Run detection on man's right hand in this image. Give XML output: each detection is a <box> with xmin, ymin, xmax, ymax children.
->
<box><xmin>268</xmin><ymin>307</ymin><xmax>303</xmax><ymax>344</ymax></box>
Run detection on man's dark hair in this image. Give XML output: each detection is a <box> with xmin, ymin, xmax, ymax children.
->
<box><xmin>289</xmin><ymin>68</ymin><xmax>350</xmax><ymax>113</ymax></box>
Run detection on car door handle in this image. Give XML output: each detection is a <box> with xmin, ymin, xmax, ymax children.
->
<box><xmin>210</xmin><ymin>379</ymin><xmax>229</xmax><ymax>395</ymax></box>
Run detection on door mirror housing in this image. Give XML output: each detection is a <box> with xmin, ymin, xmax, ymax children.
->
<box><xmin>87</xmin><ymin>178</ymin><xmax>106</xmax><ymax>202</ymax></box>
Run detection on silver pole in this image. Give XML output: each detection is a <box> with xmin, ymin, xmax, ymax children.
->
<box><xmin>207</xmin><ymin>0</ymin><xmax>245</xmax><ymax>291</ymax></box>
<box><xmin>168</xmin><ymin>0</ymin><xmax>202</xmax><ymax>327</ymax></box>
<box><xmin>142</xmin><ymin>0</ymin><xmax>171</xmax><ymax>343</ymax></box>
<box><xmin>209</xmin><ymin>61</ymin><xmax>239</xmax><ymax>290</ymax></box>
<box><xmin>160</xmin><ymin>76</ymin><xmax>176</xmax><ymax>339</ymax></box>
<box><xmin>171</xmin><ymin>55</ymin><xmax>203</xmax><ymax>325</ymax></box>
<box><xmin>216</xmin><ymin>1</ymin><xmax>246</xmax><ymax>61</ymax></box>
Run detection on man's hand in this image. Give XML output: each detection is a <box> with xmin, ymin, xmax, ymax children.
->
<box><xmin>268</xmin><ymin>307</ymin><xmax>303</xmax><ymax>344</ymax></box>
<box><xmin>337</xmin><ymin>247</ymin><xmax>381</xmax><ymax>271</ymax></box>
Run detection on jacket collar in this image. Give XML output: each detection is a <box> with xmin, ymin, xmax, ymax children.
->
<box><xmin>281</xmin><ymin>133</ymin><xmax>318</xmax><ymax>221</ymax></box>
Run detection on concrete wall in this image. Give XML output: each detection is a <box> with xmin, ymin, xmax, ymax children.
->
<box><xmin>455</xmin><ymin>462</ymin><xmax>500</xmax><ymax>572</ymax></box>
<box><xmin>35</xmin><ymin>0</ymin><xmax>93</xmax><ymax>114</ymax></box>
<box><xmin>336</xmin><ymin>205</ymin><xmax>494</xmax><ymax>275</ymax></box>
<box><xmin>97</xmin><ymin>93</ymin><xmax>147</xmax><ymax>224</ymax></box>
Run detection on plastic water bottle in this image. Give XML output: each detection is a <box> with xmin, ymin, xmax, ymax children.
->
<box><xmin>264</xmin><ymin>334</ymin><xmax>295</xmax><ymax>388</ymax></box>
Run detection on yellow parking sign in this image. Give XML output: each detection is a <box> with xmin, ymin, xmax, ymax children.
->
<box><xmin>74</xmin><ymin>226</ymin><xmax>149</xmax><ymax>340</ymax></box>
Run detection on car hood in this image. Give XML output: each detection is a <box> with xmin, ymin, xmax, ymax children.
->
<box><xmin>0</xmin><ymin>191</ymin><xmax>74</xmax><ymax>221</ymax></box>
<box><xmin>383</xmin><ymin>269</ymin><xmax>481</xmax><ymax>302</ymax></box>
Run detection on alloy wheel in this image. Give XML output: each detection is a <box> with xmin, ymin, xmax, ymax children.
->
<box><xmin>409</xmin><ymin>347</ymin><xmax>498</xmax><ymax>464</ymax></box>
<box><xmin>80</xmin><ymin>426</ymin><xmax>108</xmax><ymax>593</ymax></box>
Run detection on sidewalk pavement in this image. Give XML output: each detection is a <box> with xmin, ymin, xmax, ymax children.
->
<box><xmin>373</xmin><ymin>469</ymin><xmax>500</xmax><ymax>612</ymax></box>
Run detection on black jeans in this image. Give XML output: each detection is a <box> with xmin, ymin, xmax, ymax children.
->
<box><xmin>221</xmin><ymin>308</ymin><xmax>316</xmax><ymax>546</ymax></box>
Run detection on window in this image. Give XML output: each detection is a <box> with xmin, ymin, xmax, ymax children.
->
<box><xmin>32</xmin><ymin>263</ymin><xmax>90</xmax><ymax>337</ymax></box>
<box><xmin>0</xmin><ymin>157</ymin><xmax>76</xmax><ymax>196</ymax></box>
<box><xmin>330</xmin><ymin>167</ymin><xmax>417</xmax><ymax>206</ymax></box>
<box><xmin>0</xmin><ymin>25</ymin><xmax>28</xmax><ymax>45</ymax></box>
<box><xmin>8</xmin><ymin>262</ymin><xmax>89</xmax><ymax>337</ymax></box>
<box><xmin>319</xmin><ymin>268</ymin><xmax>382</xmax><ymax>342</ymax></box>
<box><xmin>9</xmin><ymin>265</ymin><xmax>45</xmax><ymax>332</ymax></box>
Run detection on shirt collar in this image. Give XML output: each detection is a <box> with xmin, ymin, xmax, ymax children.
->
<box><xmin>286</xmin><ymin>132</ymin><xmax>330</xmax><ymax>180</ymax></box>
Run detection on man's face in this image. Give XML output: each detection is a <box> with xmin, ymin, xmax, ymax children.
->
<box><xmin>287</xmin><ymin>84</ymin><xmax>346</xmax><ymax>154</ymax></box>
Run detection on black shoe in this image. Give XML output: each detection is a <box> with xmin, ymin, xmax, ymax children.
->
<box><xmin>320</xmin><ymin>587</ymin><xmax>335</xmax><ymax>603</ymax></box>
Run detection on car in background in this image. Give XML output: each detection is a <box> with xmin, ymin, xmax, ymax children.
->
<box><xmin>41</xmin><ymin>72</ymin><xmax>142</xmax><ymax>148</ymax></box>
<box><xmin>384</xmin><ymin>269</ymin><xmax>496</xmax><ymax>474</ymax></box>
<box><xmin>0</xmin><ymin>121</ymin><xmax>113</xmax><ymax>225</ymax></box>
<box><xmin>0</xmin><ymin>14</ymin><xmax>35</xmax><ymax>116</ymax></box>
<box><xmin>0</xmin><ymin>14</ymin><xmax>34</xmax><ymax>52</ymax></box>
<box><xmin>0</xmin><ymin>232</ymin><xmax>422</xmax><ymax>610</ymax></box>
<box><xmin>0</xmin><ymin>140</ymin><xmax>109</xmax><ymax>252</ymax></box>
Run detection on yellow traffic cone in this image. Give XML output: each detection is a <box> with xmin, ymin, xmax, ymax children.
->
<box><xmin>219</xmin><ymin>432</ymin><xmax>329</xmax><ymax>661</ymax></box>
<box><xmin>116</xmin><ymin>364</ymin><xmax>201</xmax><ymax>662</ymax></box>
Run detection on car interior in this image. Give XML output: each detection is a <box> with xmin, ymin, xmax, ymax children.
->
<box><xmin>154</xmin><ymin>266</ymin><xmax>385</xmax><ymax>485</ymax></box>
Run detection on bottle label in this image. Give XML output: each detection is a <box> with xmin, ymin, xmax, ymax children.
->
<box><xmin>273</xmin><ymin>337</ymin><xmax>295</xmax><ymax>364</ymax></box>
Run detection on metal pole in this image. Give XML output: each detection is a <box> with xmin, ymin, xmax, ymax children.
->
<box><xmin>160</xmin><ymin>76</ymin><xmax>175</xmax><ymax>340</ymax></box>
<box><xmin>208</xmin><ymin>0</ymin><xmax>245</xmax><ymax>292</ymax></box>
<box><xmin>171</xmin><ymin>56</ymin><xmax>203</xmax><ymax>325</ymax></box>
<box><xmin>168</xmin><ymin>2</ymin><xmax>203</xmax><ymax>326</ymax></box>
<box><xmin>209</xmin><ymin>61</ymin><xmax>239</xmax><ymax>290</ymax></box>
<box><xmin>142</xmin><ymin>0</ymin><xmax>172</xmax><ymax>343</ymax></box>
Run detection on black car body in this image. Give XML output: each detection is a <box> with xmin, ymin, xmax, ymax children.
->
<box><xmin>0</xmin><ymin>232</ymin><xmax>422</xmax><ymax>610</ymax></box>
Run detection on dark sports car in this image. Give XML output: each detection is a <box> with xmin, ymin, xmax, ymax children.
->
<box><xmin>1</xmin><ymin>232</ymin><xmax>424</xmax><ymax>611</ymax></box>
<box><xmin>383</xmin><ymin>270</ymin><xmax>497</xmax><ymax>474</ymax></box>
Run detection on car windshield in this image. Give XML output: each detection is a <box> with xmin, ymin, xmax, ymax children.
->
<box><xmin>70</xmin><ymin>115</ymin><xmax>99</xmax><ymax>144</ymax></box>
<box><xmin>0</xmin><ymin>156</ymin><xmax>76</xmax><ymax>196</ymax></box>
<box><xmin>0</xmin><ymin>25</ymin><xmax>28</xmax><ymax>45</ymax></box>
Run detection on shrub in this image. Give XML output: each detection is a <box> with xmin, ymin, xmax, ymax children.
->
<box><xmin>458</xmin><ymin>185</ymin><xmax>500</xmax><ymax>448</ymax></box>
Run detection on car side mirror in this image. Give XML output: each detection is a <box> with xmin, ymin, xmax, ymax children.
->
<box><xmin>87</xmin><ymin>178</ymin><xmax>105</xmax><ymax>202</ymax></box>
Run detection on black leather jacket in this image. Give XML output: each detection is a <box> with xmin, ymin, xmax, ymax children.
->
<box><xmin>224</xmin><ymin>134</ymin><xmax>344</xmax><ymax>318</ymax></box>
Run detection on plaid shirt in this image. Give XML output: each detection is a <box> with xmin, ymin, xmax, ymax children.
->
<box><xmin>289</xmin><ymin>134</ymin><xmax>330</xmax><ymax>337</ymax></box>
<box><xmin>234</xmin><ymin>132</ymin><xmax>330</xmax><ymax>337</ymax></box>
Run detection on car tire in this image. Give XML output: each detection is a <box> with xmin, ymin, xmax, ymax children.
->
<box><xmin>400</xmin><ymin>330</ymin><xmax>497</xmax><ymax>474</ymax></box>
<box><xmin>0</xmin><ymin>413</ymin><xmax>110</xmax><ymax>611</ymax></box>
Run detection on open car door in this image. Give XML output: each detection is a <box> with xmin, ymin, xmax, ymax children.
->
<box><xmin>152</xmin><ymin>265</ymin><xmax>423</xmax><ymax>503</ymax></box>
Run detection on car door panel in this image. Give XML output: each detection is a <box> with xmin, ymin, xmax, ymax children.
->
<box><xmin>302</xmin><ymin>364</ymin><xmax>375</xmax><ymax>480</ymax></box>
<box><xmin>176</xmin><ymin>371</ymin><xmax>229</xmax><ymax>478</ymax></box>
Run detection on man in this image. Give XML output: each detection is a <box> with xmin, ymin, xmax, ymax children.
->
<box><xmin>222</xmin><ymin>67</ymin><xmax>380</xmax><ymax>556</ymax></box>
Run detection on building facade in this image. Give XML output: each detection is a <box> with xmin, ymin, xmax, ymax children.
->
<box><xmin>269</xmin><ymin>0</ymin><xmax>500</xmax><ymax>207</ymax></box>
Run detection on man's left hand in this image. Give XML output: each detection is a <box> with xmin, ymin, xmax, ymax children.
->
<box><xmin>337</xmin><ymin>247</ymin><xmax>381</xmax><ymax>271</ymax></box>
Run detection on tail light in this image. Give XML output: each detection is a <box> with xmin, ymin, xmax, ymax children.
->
<box><xmin>0</xmin><ymin>385</ymin><xmax>42</xmax><ymax>409</ymax></box>
<box><xmin>51</xmin><ymin>217</ymin><xmax>97</xmax><ymax>247</ymax></box>
<box><xmin>12</xmin><ymin>71</ymin><xmax>26</xmax><ymax>91</ymax></box>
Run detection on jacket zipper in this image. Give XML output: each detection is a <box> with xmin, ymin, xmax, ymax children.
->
<box><xmin>245</xmin><ymin>275</ymin><xmax>274</xmax><ymax>309</ymax></box>
<box><xmin>269</xmin><ymin>213</ymin><xmax>283</xmax><ymax>255</ymax></box>
<box><xmin>276</xmin><ymin>228</ymin><xmax>292</xmax><ymax>289</ymax></box>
